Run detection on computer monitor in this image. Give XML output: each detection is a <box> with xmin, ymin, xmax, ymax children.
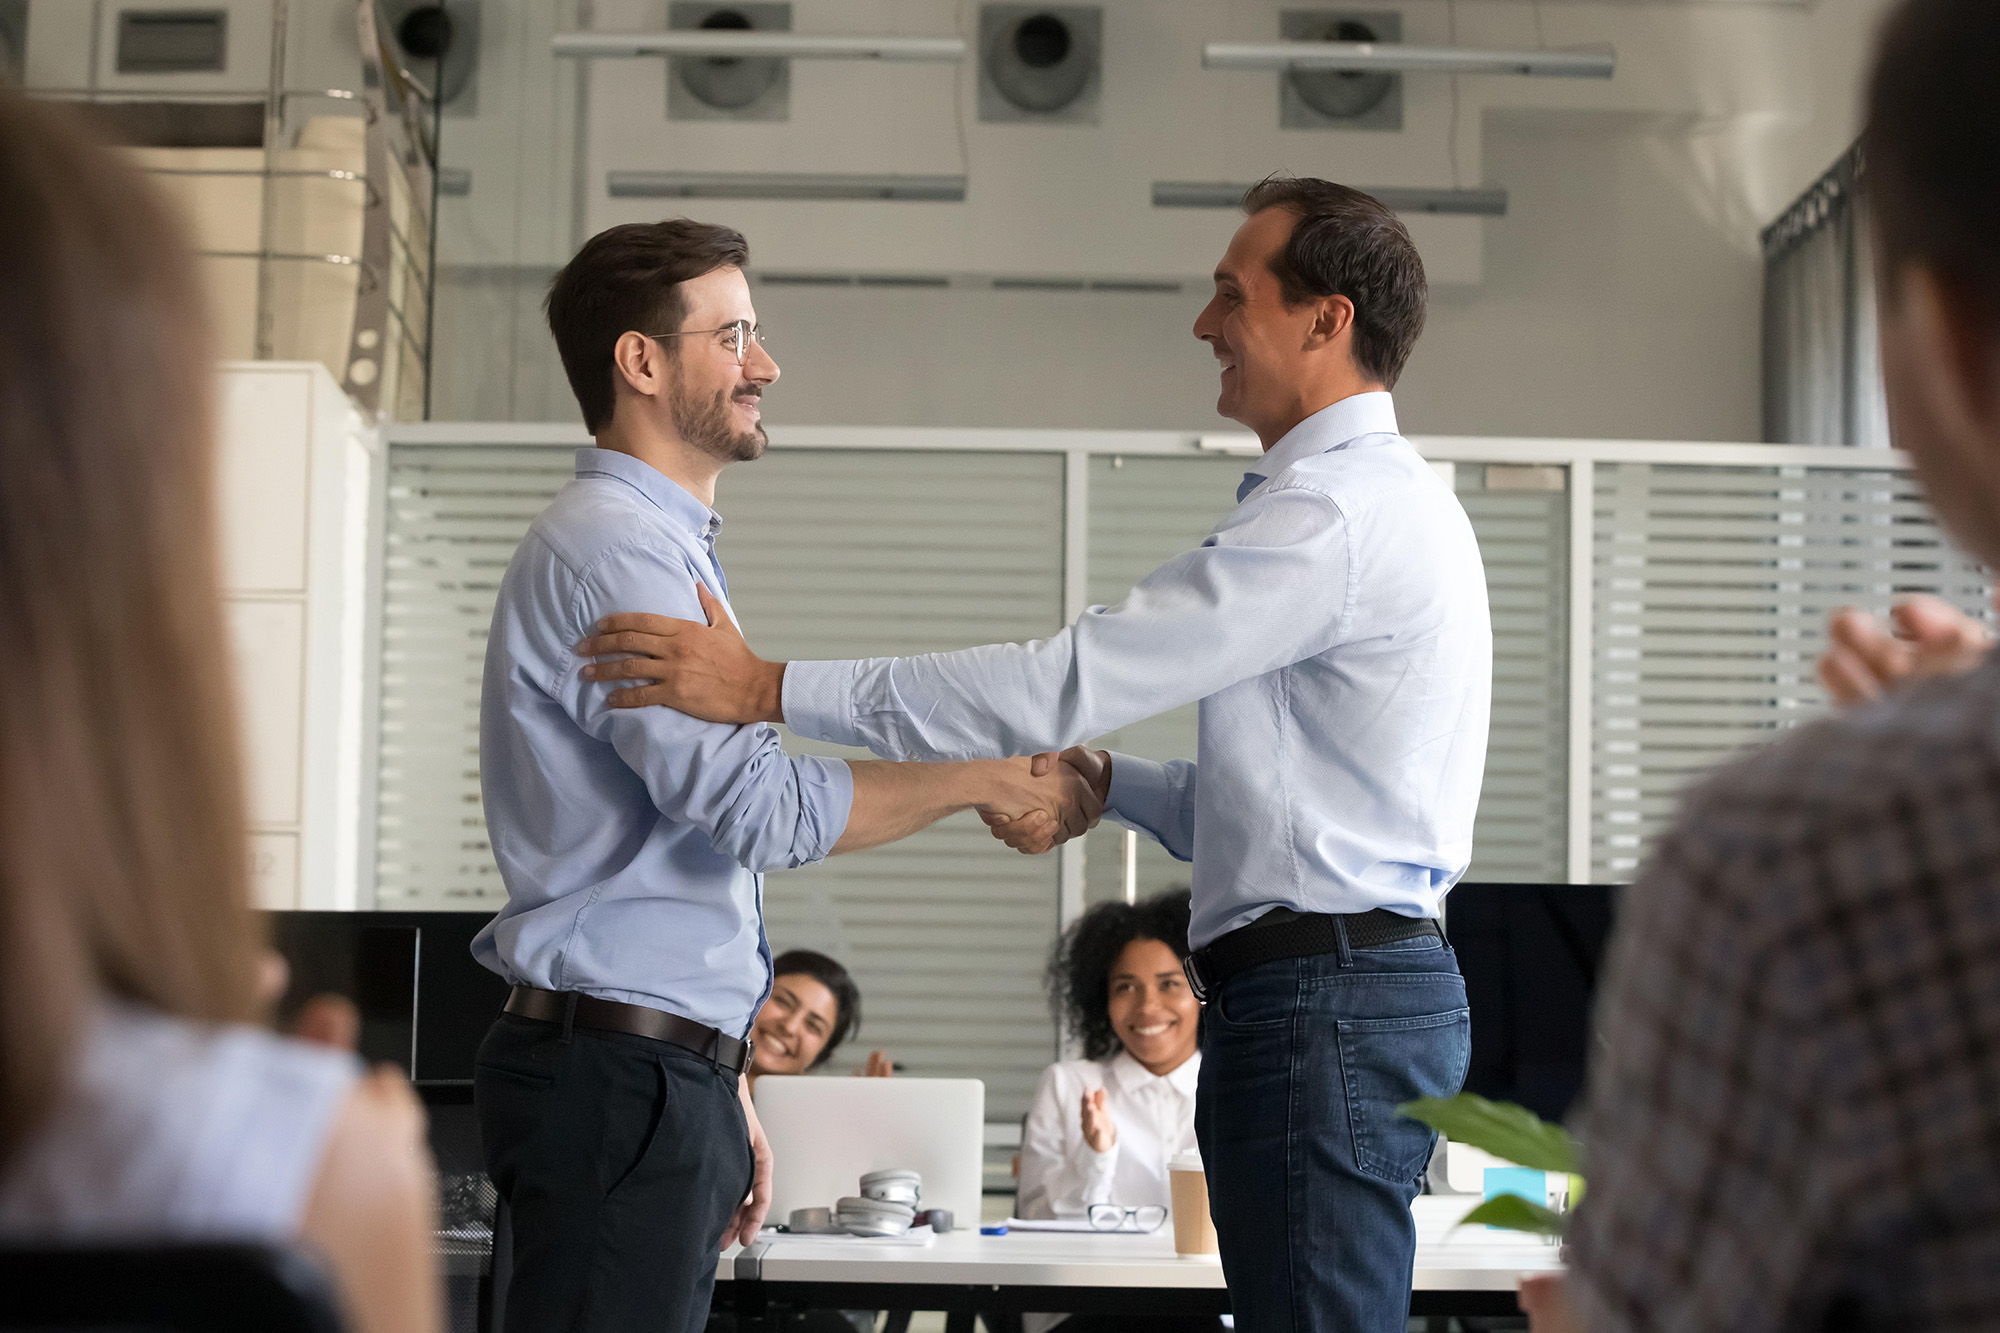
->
<box><xmin>1446</xmin><ymin>882</ymin><xmax>1623</xmax><ymax>1124</ymax></box>
<box><xmin>755</xmin><ymin>1076</ymin><xmax>985</xmax><ymax>1227</ymax></box>
<box><xmin>264</xmin><ymin>910</ymin><xmax>509</xmax><ymax>1085</ymax></box>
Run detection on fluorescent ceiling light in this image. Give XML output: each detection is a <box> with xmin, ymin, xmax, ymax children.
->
<box><xmin>1202</xmin><ymin>41</ymin><xmax>1614</xmax><ymax>78</ymax></box>
<box><xmin>1153</xmin><ymin>182</ymin><xmax>1508</xmax><ymax>216</ymax></box>
<box><xmin>553</xmin><ymin>31</ymin><xmax>967</xmax><ymax>61</ymax></box>
<box><xmin>608</xmin><ymin>171</ymin><xmax>967</xmax><ymax>202</ymax></box>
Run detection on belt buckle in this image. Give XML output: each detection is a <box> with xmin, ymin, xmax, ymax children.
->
<box><xmin>1182</xmin><ymin>951</ymin><xmax>1210</xmax><ymax>1004</ymax></box>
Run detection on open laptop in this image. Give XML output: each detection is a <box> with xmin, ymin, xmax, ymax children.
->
<box><xmin>754</xmin><ymin>1076</ymin><xmax>985</xmax><ymax>1227</ymax></box>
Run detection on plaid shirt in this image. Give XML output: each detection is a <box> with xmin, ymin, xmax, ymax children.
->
<box><xmin>1567</xmin><ymin>656</ymin><xmax>2000</xmax><ymax>1332</ymax></box>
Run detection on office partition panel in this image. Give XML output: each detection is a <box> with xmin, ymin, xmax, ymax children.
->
<box><xmin>370</xmin><ymin>424</ymin><xmax>1991</xmax><ymax>1118</ymax></box>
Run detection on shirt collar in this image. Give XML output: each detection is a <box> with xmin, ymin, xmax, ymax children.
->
<box><xmin>575</xmin><ymin>447</ymin><xmax>722</xmax><ymax>545</ymax></box>
<box><xmin>1243</xmin><ymin>391</ymin><xmax>1400</xmax><ymax>489</ymax></box>
<box><xmin>1108</xmin><ymin>1048</ymin><xmax>1201</xmax><ymax>1098</ymax></box>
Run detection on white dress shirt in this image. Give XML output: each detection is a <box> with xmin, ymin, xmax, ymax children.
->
<box><xmin>783</xmin><ymin>393</ymin><xmax>1492</xmax><ymax>947</ymax></box>
<box><xmin>1016</xmin><ymin>1051</ymin><xmax>1200</xmax><ymax>1221</ymax></box>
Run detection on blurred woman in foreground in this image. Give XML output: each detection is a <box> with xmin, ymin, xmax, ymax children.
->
<box><xmin>0</xmin><ymin>92</ymin><xmax>438</xmax><ymax>1333</ymax></box>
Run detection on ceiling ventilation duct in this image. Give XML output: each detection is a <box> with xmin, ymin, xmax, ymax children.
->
<box><xmin>1282</xmin><ymin>10</ymin><xmax>1399</xmax><ymax>131</ymax></box>
<box><xmin>669</xmin><ymin>2</ymin><xmax>791</xmax><ymax>122</ymax></box>
<box><xmin>385</xmin><ymin>2</ymin><xmax>480</xmax><ymax>112</ymax></box>
<box><xmin>979</xmin><ymin>5</ymin><xmax>1101</xmax><ymax>124</ymax></box>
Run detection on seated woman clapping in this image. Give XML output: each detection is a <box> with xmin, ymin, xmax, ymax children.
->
<box><xmin>1018</xmin><ymin>891</ymin><xmax>1200</xmax><ymax>1222</ymax></box>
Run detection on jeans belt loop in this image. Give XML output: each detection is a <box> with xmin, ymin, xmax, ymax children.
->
<box><xmin>1181</xmin><ymin>950</ymin><xmax>1210</xmax><ymax>1003</ymax></box>
<box><xmin>561</xmin><ymin>991</ymin><xmax>579</xmax><ymax>1043</ymax></box>
<box><xmin>1332</xmin><ymin>915</ymin><xmax>1354</xmax><ymax>969</ymax></box>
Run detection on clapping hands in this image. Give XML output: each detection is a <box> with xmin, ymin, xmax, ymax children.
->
<box><xmin>1080</xmin><ymin>1087</ymin><xmax>1117</xmax><ymax>1153</ymax></box>
<box><xmin>1818</xmin><ymin>593</ymin><xmax>1996</xmax><ymax>705</ymax></box>
<box><xmin>979</xmin><ymin>747</ymin><xmax>1112</xmax><ymax>856</ymax></box>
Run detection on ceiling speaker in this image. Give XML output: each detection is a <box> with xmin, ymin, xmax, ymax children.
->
<box><xmin>669</xmin><ymin>2</ymin><xmax>791</xmax><ymax>122</ymax></box>
<box><xmin>979</xmin><ymin>5</ymin><xmax>1101</xmax><ymax>124</ymax></box>
<box><xmin>1280</xmin><ymin>9</ymin><xmax>1402</xmax><ymax>132</ymax></box>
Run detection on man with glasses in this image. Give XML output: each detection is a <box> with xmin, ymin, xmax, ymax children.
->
<box><xmin>470</xmin><ymin>219</ymin><xmax>1100</xmax><ymax>1333</ymax></box>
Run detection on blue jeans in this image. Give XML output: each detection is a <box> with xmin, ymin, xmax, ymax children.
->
<box><xmin>1196</xmin><ymin>934</ymin><xmax>1470</xmax><ymax>1333</ymax></box>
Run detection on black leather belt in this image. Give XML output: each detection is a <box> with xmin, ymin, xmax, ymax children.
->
<box><xmin>1183</xmin><ymin>908</ymin><xmax>1443</xmax><ymax>1001</ymax></box>
<box><xmin>504</xmin><ymin>985</ymin><xmax>754</xmax><ymax>1076</ymax></box>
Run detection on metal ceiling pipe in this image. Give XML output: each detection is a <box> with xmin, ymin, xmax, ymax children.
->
<box><xmin>1201</xmin><ymin>41</ymin><xmax>1614</xmax><ymax>78</ymax></box>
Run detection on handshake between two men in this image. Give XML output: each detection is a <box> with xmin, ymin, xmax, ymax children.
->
<box><xmin>576</xmin><ymin>584</ymin><xmax>1109</xmax><ymax>857</ymax></box>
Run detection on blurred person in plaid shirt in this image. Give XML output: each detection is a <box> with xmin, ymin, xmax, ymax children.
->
<box><xmin>1522</xmin><ymin>2</ymin><xmax>2000</xmax><ymax>1329</ymax></box>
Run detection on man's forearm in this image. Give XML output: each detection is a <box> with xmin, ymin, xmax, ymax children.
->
<box><xmin>831</xmin><ymin>759</ymin><xmax>1011</xmax><ymax>855</ymax></box>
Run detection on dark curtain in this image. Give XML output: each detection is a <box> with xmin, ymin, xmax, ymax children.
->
<box><xmin>1761</xmin><ymin>143</ymin><xmax>1890</xmax><ymax>448</ymax></box>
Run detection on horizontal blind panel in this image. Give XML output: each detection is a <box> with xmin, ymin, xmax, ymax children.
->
<box><xmin>723</xmin><ymin>451</ymin><xmax>1067</xmax><ymax>1120</ymax></box>
<box><xmin>375</xmin><ymin>444</ymin><xmax>1067</xmax><ymax>1121</ymax></box>
<box><xmin>375</xmin><ymin>444</ymin><xmax>572</xmax><ymax>907</ymax></box>
<box><xmin>1455</xmin><ymin>468</ymin><xmax>1569</xmax><ymax>883</ymax></box>
<box><xmin>1590</xmin><ymin>461</ymin><xmax>1990</xmax><ymax>881</ymax></box>
<box><xmin>1082</xmin><ymin>456</ymin><xmax>1239</xmax><ymax>906</ymax></box>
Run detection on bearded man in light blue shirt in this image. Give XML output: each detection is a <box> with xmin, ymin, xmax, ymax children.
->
<box><xmin>471</xmin><ymin>218</ymin><xmax>1094</xmax><ymax>1333</ymax></box>
<box><xmin>578</xmin><ymin>179</ymin><xmax>1493</xmax><ymax>1333</ymax></box>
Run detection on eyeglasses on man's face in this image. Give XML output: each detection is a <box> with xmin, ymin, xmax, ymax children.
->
<box><xmin>646</xmin><ymin>319</ymin><xmax>769</xmax><ymax>367</ymax></box>
<box><xmin>1087</xmin><ymin>1204</ymin><xmax>1167</xmax><ymax>1233</ymax></box>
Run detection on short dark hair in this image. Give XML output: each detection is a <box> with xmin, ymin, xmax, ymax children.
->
<box><xmin>1864</xmin><ymin>0</ymin><xmax>2000</xmax><ymax>321</ymax></box>
<box><xmin>1239</xmin><ymin>175</ymin><xmax>1428</xmax><ymax>388</ymax></box>
<box><xmin>771</xmin><ymin>949</ymin><xmax>861</xmax><ymax>1068</ymax></box>
<box><xmin>1048</xmin><ymin>890</ymin><xmax>1193</xmax><ymax>1062</ymax></box>
<box><xmin>544</xmin><ymin>219</ymin><xmax>749</xmax><ymax>433</ymax></box>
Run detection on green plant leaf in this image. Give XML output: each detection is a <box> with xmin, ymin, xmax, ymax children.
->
<box><xmin>1397</xmin><ymin>1093</ymin><xmax>1580</xmax><ymax>1174</ymax></box>
<box><xmin>1454</xmin><ymin>1193</ymin><xmax>1568</xmax><ymax>1237</ymax></box>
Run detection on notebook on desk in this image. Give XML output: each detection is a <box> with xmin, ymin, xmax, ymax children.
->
<box><xmin>754</xmin><ymin>1076</ymin><xmax>985</xmax><ymax>1227</ymax></box>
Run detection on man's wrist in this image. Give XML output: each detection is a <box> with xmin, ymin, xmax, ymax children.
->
<box><xmin>962</xmin><ymin>758</ymin><xmax>1009</xmax><ymax>812</ymax></box>
<box><xmin>757</xmin><ymin>660</ymin><xmax>788</xmax><ymax>724</ymax></box>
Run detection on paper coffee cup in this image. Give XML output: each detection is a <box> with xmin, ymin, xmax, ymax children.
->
<box><xmin>1168</xmin><ymin>1150</ymin><xmax>1219</xmax><ymax>1257</ymax></box>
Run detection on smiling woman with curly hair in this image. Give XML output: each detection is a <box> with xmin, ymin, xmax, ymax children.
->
<box><xmin>1017</xmin><ymin>889</ymin><xmax>1215</xmax><ymax>1330</ymax></box>
<box><xmin>1022</xmin><ymin>889</ymin><xmax>1201</xmax><ymax>1216</ymax></box>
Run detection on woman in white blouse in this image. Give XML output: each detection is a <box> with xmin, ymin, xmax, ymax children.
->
<box><xmin>1019</xmin><ymin>891</ymin><xmax>1201</xmax><ymax>1223</ymax></box>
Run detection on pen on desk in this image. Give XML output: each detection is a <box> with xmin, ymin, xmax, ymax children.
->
<box><xmin>980</xmin><ymin>1225</ymin><xmax>1008</xmax><ymax>1235</ymax></box>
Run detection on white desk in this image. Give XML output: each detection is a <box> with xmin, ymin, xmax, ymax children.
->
<box><xmin>717</xmin><ymin>1197</ymin><xmax>1561</xmax><ymax>1329</ymax></box>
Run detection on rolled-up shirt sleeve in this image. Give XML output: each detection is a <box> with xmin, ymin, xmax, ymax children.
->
<box><xmin>561</xmin><ymin>542</ymin><xmax>852</xmax><ymax>872</ymax></box>
<box><xmin>782</xmin><ymin>483</ymin><xmax>1353</xmax><ymax>761</ymax></box>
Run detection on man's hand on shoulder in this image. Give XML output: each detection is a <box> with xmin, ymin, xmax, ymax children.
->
<box><xmin>577</xmin><ymin>583</ymin><xmax>785</xmax><ymax>724</ymax></box>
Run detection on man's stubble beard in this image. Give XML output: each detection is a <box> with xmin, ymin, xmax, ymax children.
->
<box><xmin>670</xmin><ymin>369</ymin><xmax>767</xmax><ymax>463</ymax></box>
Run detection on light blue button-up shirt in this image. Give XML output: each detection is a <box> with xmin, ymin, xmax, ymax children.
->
<box><xmin>472</xmin><ymin>448</ymin><xmax>854</xmax><ymax>1036</ymax></box>
<box><xmin>784</xmin><ymin>394</ymin><xmax>1491</xmax><ymax>949</ymax></box>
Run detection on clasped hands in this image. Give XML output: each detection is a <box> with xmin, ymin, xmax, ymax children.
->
<box><xmin>576</xmin><ymin>586</ymin><xmax>1110</xmax><ymax>855</ymax></box>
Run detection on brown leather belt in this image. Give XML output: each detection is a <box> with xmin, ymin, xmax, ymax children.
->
<box><xmin>504</xmin><ymin>985</ymin><xmax>754</xmax><ymax>1076</ymax></box>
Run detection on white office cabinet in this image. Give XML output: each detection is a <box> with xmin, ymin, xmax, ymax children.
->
<box><xmin>216</xmin><ymin>363</ymin><xmax>379</xmax><ymax>909</ymax></box>
<box><xmin>223</xmin><ymin>599</ymin><xmax>306</xmax><ymax>828</ymax></box>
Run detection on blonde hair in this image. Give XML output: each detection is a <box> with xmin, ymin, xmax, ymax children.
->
<box><xmin>0</xmin><ymin>92</ymin><xmax>261</xmax><ymax>1165</ymax></box>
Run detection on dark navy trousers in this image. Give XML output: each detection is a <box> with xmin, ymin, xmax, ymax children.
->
<box><xmin>476</xmin><ymin>1011</ymin><xmax>753</xmax><ymax>1333</ymax></box>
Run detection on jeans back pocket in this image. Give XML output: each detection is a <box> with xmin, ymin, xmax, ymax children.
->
<box><xmin>1334</xmin><ymin>1007</ymin><xmax>1471</xmax><ymax>1184</ymax></box>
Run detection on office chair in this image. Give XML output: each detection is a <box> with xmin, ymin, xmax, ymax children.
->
<box><xmin>0</xmin><ymin>1242</ymin><xmax>343</xmax><ymax>1332</ymax></box>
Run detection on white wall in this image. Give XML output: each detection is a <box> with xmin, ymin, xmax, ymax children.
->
<box><xmin>430</xmin><ymin>0</ymin><xmax>1902</xmax><ymax>442</ymax></box>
